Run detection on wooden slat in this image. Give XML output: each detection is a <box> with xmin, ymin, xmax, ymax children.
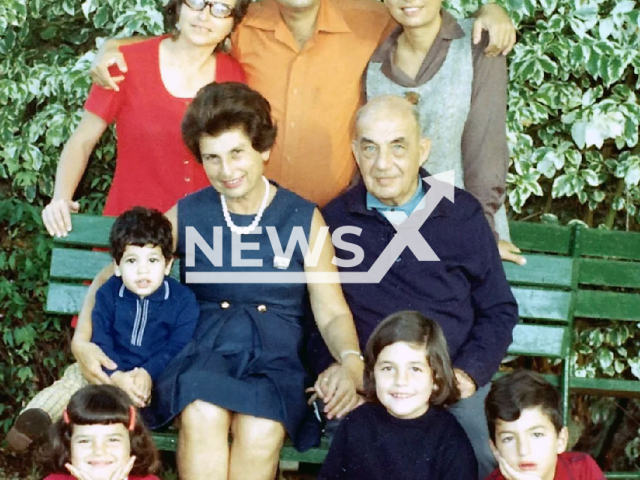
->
<box><xmin>51</xmin><ymin>249</ymin><xmax>112</xmax><ymax>281</ymax></box>
<box><xmin>507</xmin><ymin>324</ymin><xmax>568</xmax><ymax>358</ymax></box>
<box><xmin>50</xmin><ymin>249</ymin><xmax>181</xmax><ymax>284</ymax></box>
<box><xmin>504</xmin><ymin>255</ymin><xmax>574</xmax><ymax>288</ymax></box>
<box><xmin>46</xmin><ymin>283</ymin><xmax>87</xmax><ymax>314</ymax></box>
<box><xmin>509</xmin><ymin>222</ymin><xmax>573</xmax><ymax>255</ymax></box>
<box><xmin>578</xmin><ymin>258</ymin><xmax>640</xmax><ymax>289</ymax></box>
<box><xmin>605</xmin><ymin>472</ymin><xmax>640</xmax><ymax>479</ymax></box>
<box><xmin>576</xmin><ymin>290</ymin><xmax>640</xmax><ymax>321</ymax></box>
<box><xmin>280</xmin><ymin>438</ymin><xmax>330</xmax><ymax>464</ymax></box>
<box><xmin>577</xmin><ymin>227</ymin><xmax>640</xmax><ymax>261</ymax></box>
<box><xmin>54</xmin><ymin>215</ymin><xmax>115</xmax><ymax>248</ymax></box>
<box><xmin>494</xmin><ymin>371</ymin><xmax>560</xmax><ymax>387</ymax></box>
<box><xmin>512</xmin><ymin>287</ymin><xmax>572</xmax><ymax>323</ymax></box>
<box><xmin>151</xmin><ymin>432</ymin><xmax>178</xmax><ymax>452</ymax></box>
<box><xmin>151</xmin><ymin>432</ymin><xmax>332</xmax><ymax>463</ymax></box>
<box><xmin>571</xmin><ymin>376</ymin><xmax>640</xmax><ymax>397</ymax></box>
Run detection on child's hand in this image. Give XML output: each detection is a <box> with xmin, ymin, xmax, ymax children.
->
<box><xmin>111</xmin><ymin>371</ymin><xmax>146</xmax><ymax>408</ymax></box>
<box><xmin>454</xmin><ymin>368</ymin><xmax>477</xmax><ymax>399</ymax></box>
<box><xmin>108</xmin><ymin>455</ymin><xmax>136</xmax><ymax>480</ymax></box>
<box><xmin>132</xmin><ymin>368</ymin><xmax>152</xmax><ymax>405</ymax></box>
<box><xmin>490</xmin><ymin>443</ymin><xmax>542</xmax><ymax>480</ymax></box>
<box><xmin>65</xmin><ymin>455</ymin><xmax>135</xmax><ymax>480</ymax></box>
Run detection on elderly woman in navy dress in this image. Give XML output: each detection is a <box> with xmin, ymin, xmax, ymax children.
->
<box><xmin>71</xmin><ymin>82</ymin><xmax>364</xmax><ymax>480</ymax></box>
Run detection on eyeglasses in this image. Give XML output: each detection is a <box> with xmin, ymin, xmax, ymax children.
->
<box><xmin>183</xmin><ymin>0</ymin><xmax>235</xmax><ymax>19</ymax></box>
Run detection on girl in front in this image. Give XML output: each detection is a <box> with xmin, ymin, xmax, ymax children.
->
<box><xmin>318</xmin><ymin>310</ymin><xmax>478</xmax><ymax>480</ymax></box>
<box><xmin>40</xmin><ymin>385</ymin><xmax>159</xmax><ymax>480</ymax></box>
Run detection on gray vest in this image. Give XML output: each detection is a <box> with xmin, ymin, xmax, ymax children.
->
<box><xmin>365</xmin><ymin>20</ymin><xmax>510</xmax><ymax>241</ymax></box>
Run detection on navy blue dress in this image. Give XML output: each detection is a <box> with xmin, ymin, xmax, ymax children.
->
<box><xmin>147</xmin><ymin>185</ymin><xmax>320</xmax><ymax>450</ymax></box>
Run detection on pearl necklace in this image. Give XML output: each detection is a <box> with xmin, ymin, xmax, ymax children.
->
<box><xmin>221</xmin><ymin>176</ymin><xmax>270</xmax><ymax>235</ymax></box>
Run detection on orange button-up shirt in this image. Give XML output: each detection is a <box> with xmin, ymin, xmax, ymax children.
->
<box><xmin>232</xmin><ymin>0</ymin><xmax>394</xmax><ymax>206</ymax></box>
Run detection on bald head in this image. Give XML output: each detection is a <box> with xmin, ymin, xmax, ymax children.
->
<box><xmin>355</xmin><ymin>95</ymin><xmax>422</xmax><ymax>139</ymax></box>
<box><xmin>351</xmin><ymin>95</ymin><xmax>431</xmax><ymax>207</ymax></box>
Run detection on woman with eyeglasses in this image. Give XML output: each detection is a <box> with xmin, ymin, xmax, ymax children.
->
<box><xmin>41</xmin><ymin>0</ymin><xmax>249</xmax><ymax>237</ymax></box>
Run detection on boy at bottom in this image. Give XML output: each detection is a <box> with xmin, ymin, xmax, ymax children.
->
<box><xmin>7</xmin><ymin>207</ymin><xmax>199</xmax><ymax>450</ymax></box>
<box><xmin>485</xmin><ymin>370</ymin><xmax>605</xmax><ymax>480</ymax></box>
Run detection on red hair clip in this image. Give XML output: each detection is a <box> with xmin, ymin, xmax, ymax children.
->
<box><xmin>62</xmin><ymin>406</ymin><xmax>135</xmax><ymax>430</ymax></box>
<box><xmin>128</xmin><ymin>406</ymin><xmax>136</xmax><ymax>431</ymax></box>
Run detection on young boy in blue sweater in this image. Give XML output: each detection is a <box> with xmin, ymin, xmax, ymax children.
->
<box><xmin>92</xmin><ymin>206</ymin><xmax>199</xmax><ymax>404</ymax></box>
<box><xmin>7</xmin><ymin>207</ymin><xmax>198</xmax><ymax>450</ymax></box>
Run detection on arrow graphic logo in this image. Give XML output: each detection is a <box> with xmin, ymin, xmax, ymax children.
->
<box><xmin>185</xmin><ymin>171</ymin><xmax>455</xmax><ymax>284</ymax></box>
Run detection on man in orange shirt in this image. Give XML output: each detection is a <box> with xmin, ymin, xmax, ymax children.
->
<box><xmin>92</xmin><ymin>0</ymin><xmax>514</xmax><ymax>208</ymax></box>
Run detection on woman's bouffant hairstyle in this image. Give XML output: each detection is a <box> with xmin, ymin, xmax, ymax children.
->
<box><xmin>485</xmin><ymin>369</ymin><xmax>564</xmax><ymax>443</ymax></box>
<box><xmin>182</xmin><ymin>82</ymin><xmax>277</xmax><ymax>163</ymax></box>
<box><xmin>39</xmin><ymin>385</ymin><xmax>159</xmax><ymax>476</ymax></box>
<box><xmin>109</xmin><ymin>206</ymin><xmax>174</xmax><ymax>264</ymax></box>
<box><xmin>363</xmin><ymin>311</ymin><xmax>460</xmax><ymax>406</ymax></box>
<box><xmin>164</xmin><ymin>0</ymin><xmax>251</xmax><ymax>51</ymax></box>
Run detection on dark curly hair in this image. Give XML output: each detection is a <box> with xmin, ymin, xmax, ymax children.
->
<box><xmin>363</xmin><ymin>311</ymin><xmax>460</xmax><ymax>406</ymax></box>
<box><xmin>39</xmin><ymin>385</ymin><xmax>159</xmax><ymax>476</ymax></box>
<box><xmin>164</xmin><ymin>0</ymin><xmax>251</xmax><ymax>51</ymax></box>
<box><xmin>485</xmin><ymin>369</ymin><xmax>563</xmax><ymax>443</ymax></box>
<box><xmin>182</xmin><ymin>82</ymin><xmax>277</xmax><ymax>163</ymax></box>
<box><xmin>109</xmin><ymin>206</ymin><xmax>173</xmax><ymax>265</ymax></box>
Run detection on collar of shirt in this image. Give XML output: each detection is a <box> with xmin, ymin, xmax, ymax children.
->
<box><xmin>366</xmin><ymin>177</ymin><xmax>424</xmax><ymax>215</ymax></box>
<box><xmin>117</xmin><ymin>278</ymin><xmax>171</xmax><ymax>302</ymax></box>
<box><xmin>369</xmin><ymin>10</ymin><xmax>463</xmax><ymax>88</ymax></box>
<box><xmin>345</xmin><ymin>167</ymin><xmax>446</xmax><ymax>220</ymax></box>
<box><xmin>243</xmin><ymin>0</ymin><xmax>351</xmax><ymax>34</ymax></box>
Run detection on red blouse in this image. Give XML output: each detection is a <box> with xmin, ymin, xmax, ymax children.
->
<box><xmin>84</xmin><ymin>36</ymin><xmax>246</xmax><ymax>216</ymax></box>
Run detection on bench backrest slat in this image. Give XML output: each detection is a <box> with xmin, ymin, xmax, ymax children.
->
<box><xmin>54</xmin><ymin>215</ymin><xmax>114</xmax><ymax>248</ymax></box>
<box><xmin>511</xmin><ymin>287</ymin><xmax>572</xmax><ymax>323</ymax></box>
<box><xmin>577</xmin><ymin>228</ymin><xmax>640</xmax><ymax>261</ymax></box>
<box><xmin>507</xmin><ymin>324</ymin><xmax>568</xmax><ymax>358</ymax></box>
<box><xmin>575</xmin><ymin>290</ymin><xmax>640</xmax><ymax>321</ymax></box>
<box><xmin>509</xmin><ymin>222</ymin><xmax>573</xmax><ymax>255</ymax></box>
<box><xmin>46</xmin><ymin>283</ymin><xmax>89</xmax><ymax>314</ymax></box>
<box><xmin>504</xmin><ymin>255</ymin><xmax>574</xmax><ymax>288</ymax></box>
<box><xmin>578</xmin><ymin>258</ymin><xmax>640</xmax><ymax>289</ymax></box>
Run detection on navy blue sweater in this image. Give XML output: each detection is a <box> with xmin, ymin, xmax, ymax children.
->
<box><xmin>91</xmin><ymin>276</ymin><xmax>199</xmax><ymax>380</ymax></box>
<box><xmin>318</xmin><ymin>403</ymin><xmax>477</xmax><ymax>480</ymax></box>
<box><xmin>316</xmin><ymin>177</ymin><xmax>518</xmax><ymax>387</ymax></box>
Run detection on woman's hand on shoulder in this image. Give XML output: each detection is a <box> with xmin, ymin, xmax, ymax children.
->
<box><xmin>473</xmin><ymin>3</ymin><xmax>516</xmax><ymax>56</ymax></box>
<box><xmin>90</xmin><ymin>40</ymin><xmax>128</xmax><ymax>91</ymax></box>
<box><xmin>42</xmin><ymin>198</ymin><xmax>80</xmax><ymax>237</ymax></box>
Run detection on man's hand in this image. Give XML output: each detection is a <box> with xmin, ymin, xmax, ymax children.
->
<box><xmin>499</xmin><ymin>240</ymin><xmax>527</xmax><ymax>266</ymax></box>
<box><xmin>473</xmin><ymin>3</ymin><xmax>517</xmax><ymax>56</ymax></box>
<box><xmin>132</xmin><ymin>368</ymin><xmax>152</xmax><ymax>405</ymax></box>
<box><xmin>90</xmin><ymin>40</ymin><xmax>128</xmax><ymax>91</ymax></box>
<box><xmin>42</xmin><ymin>198</ymin><xmax>80</xmax><ymax>237</ymax></box>
<box><xmin>490</xmin><ymin>442</ymin><xmax>542</xmax><ymax>480</ymax></box>
<box><xmin>311</xmin><ymin>363</ymin><xmax>362</xmax><ymax>420</ymax></box>
<box><xmin>111</xmin><ymin>371</ymin><xmax>146</xmax><ymax>408</ymax></box>
<box><xmin>73</xmin><ymin>341</ymin><xmax>116</xmax><ymax>385</ymax></box>
<box><xmin>454</xmin><ymin>368</ymin><xmax>477</xmax><ymax>399</ymax></box>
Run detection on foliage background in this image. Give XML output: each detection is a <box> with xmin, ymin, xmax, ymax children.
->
<box><xmin>1</xmin><ymin>0</ymin><xmax>639</xmax><ymax>474</ymax></box>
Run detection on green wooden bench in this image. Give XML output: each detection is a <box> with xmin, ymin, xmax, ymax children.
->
<box><xmin>45</xmin><ymin>215</ymin><xmax>575</xmax><ymax>469</ymax></box>
<box><xmin>511</xmin><ymin>223</ymin><xmax>640</xmax><ymax>480</ymax></box>
<box><xmin>46</xmin><ymin>216</ymin><xmax>640</xmax><ymax>478</ymax></box>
